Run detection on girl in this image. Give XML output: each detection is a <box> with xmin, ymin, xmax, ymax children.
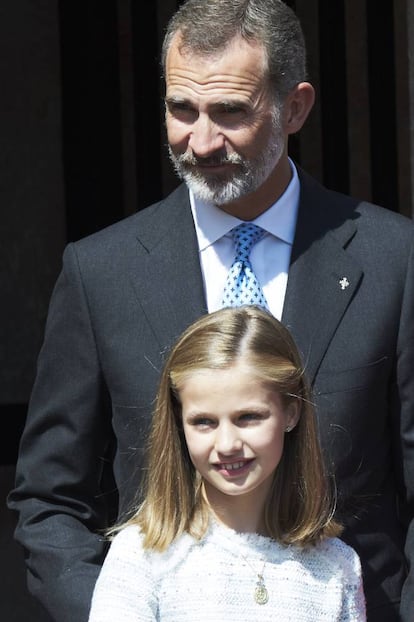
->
<box><xmin>88</xmin><ymin>306</ymin><xmax>366</xmax><ymax>621</ymax></box>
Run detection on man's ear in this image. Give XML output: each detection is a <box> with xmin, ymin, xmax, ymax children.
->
<box><xmin>283</xmin><ymin>81</ymin><xmax>315</xmax><ymax>135</ymax></box>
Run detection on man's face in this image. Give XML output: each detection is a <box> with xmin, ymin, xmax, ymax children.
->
<box><xmin>165</xmin><ymin>35</ymin><xmax>286</xmax><ymax>206</ymax></box>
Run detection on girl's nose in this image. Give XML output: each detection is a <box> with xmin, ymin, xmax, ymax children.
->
<box><xmin>214</xmin><ymin>423</ymin><xmax>242</xmax><ymax>455</ymax></box>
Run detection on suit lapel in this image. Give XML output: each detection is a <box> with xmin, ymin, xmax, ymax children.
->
<box><xmin>129</xmin><ymin>184</ymin><xmax>207</xmax><ymax>350</ymax></box>
<box><xmin>282</xmin><ymin>170</ymin><xmax>363</xmax><ymax>382</ymax></box>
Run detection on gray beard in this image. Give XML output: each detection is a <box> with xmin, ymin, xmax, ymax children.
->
<box><xmin>168</xmin><ymin>126</ymin><xmax>284</xmax><ymax>206</ymax></box>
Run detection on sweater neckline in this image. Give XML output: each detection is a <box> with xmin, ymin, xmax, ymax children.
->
<box><xmin>207</xmin><ymin>519</ymin><xmax>282</xmax><ymax>560</ymax></box>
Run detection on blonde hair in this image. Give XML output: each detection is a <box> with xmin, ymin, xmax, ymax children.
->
<box><xmin>115</xmin><ymin>306</ymin><xmax>341</xmax><ymax>549</ymax></box>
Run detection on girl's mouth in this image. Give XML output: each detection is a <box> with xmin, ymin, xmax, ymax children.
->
<box><xmin>214</xmin><ymin>459</ymin><xmax>254</xmax><ymax>476</ymax></box>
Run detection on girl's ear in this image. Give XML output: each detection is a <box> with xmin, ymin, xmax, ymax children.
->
<box><xmin>285</xmin><ymin>401</ymin><xmax>300</xmax><ymax>433</ymax></box>
<box><xmin>283</xmin><ymin>81</ymin><xmax>315</xmax><ymax>135</ymax></box>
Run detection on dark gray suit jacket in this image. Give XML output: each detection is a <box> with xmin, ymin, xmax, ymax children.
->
<box><xmin>8</xmin><ymin>169</ymin><xmax>414</xmax><ymax>621</ymax></box>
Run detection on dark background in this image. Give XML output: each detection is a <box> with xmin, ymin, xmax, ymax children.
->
<box><xmin>1</xmin><ymin>1</ymin><xmax>413</xmax><ymax>619</ymax></box>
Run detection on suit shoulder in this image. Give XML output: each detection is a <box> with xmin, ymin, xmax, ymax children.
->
<box><xmin>299</xmin><ymin>165</ymin><xmax>413</xmax><ymax>230</ymax></box>
<box><xmin>298</xmin><ymin>167</ymin><xmax>414</xmax><ymax>257</ymax></box>
<box><xmin>354</xmin><ymin>197</ymin><xmax>413</xmax><ymax>230</ymax></box>
<box><xmin>325</xmin><ymin>180</ymin><xmax>413</xmax><ymax>235</ymax></box>
<box><xmin>68</xmin><ymin>183</ymin><xmax>189</xmax><ymax>257</ymax></box>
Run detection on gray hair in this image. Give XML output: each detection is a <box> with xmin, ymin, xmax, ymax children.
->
<box><xmin>161</xmin><ymin>0</ymin><xmax>307</xmax><ymax>100</ymax></box>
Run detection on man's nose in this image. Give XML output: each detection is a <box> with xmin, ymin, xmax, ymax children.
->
<box><xmin>188</xmin><ymin>114</ymin><xmax>225</xmax><ymax>157</ymax></box>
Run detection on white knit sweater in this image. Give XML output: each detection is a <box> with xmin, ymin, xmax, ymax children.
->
<box><xmin>88</xmin><ymin>522</ymin><xmax>366</xmax><ymax>621</ymax></box>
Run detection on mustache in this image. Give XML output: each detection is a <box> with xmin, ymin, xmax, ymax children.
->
<box><xmin>175</xmin><ymin>151</ymin><xmax>244</xmax><ymax>167</ymax></box>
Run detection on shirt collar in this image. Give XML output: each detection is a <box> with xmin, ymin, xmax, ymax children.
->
<box><xmin>190</xmin><ymin>159</ymin><xmax>300</xmax><ymax>252</ymax></box>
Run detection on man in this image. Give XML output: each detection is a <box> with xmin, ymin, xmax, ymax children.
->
<box><xmin>8</xmin><ymin>1</ymin><xmax>414</xmax><ymax>621</ymax></box>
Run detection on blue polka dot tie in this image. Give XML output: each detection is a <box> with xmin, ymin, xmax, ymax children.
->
<box><xmin>221</xmin><ymin>222</ymin><xmax>269</xmax><ymax>309</ymax></box>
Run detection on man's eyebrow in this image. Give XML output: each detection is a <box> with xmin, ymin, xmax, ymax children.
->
<box><xmin>165</xmin><ymin>95</ymin><xmax>188</xmax><ymax>104</ymax></box>
<box><xmin>217</xmin><ymin>99</ymin><xmax>249</xmax><ymax>109</ymax></box>
<box><xmin>165</xmin><ymin>95</ymin><xmax>249</xmax><ymax>108</ymax></box>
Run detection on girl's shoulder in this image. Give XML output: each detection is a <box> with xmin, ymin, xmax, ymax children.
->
<box><xmin>318</xmin><ymin>536</ymin><xmax>361</xmax><ymax>561</ymax></box>
<box><xmin>307</xmin><ymin>536</ymin><xmax>363</xmax><ymax>582</ymax></box>
<box><xmin>108</xmin><ymin>524</ymin><xmax>144</xmax><ymax>550</ymax></box>
<box><xmin>104</xmin><ymin>524</ymin><xmax>148</xmax><ymax>567</ymax></box>
<box><xmin>110</xmin><ymin>524</ymin><xmax>198</xmax><ymax>575</ymax></box>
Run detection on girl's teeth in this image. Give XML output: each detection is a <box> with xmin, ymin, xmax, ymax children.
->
<box><xmin>224</xmin><ymin>461</ymin><xmax>244</xmax><ymax>470</ymax></box>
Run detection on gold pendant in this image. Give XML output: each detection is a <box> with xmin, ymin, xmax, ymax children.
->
<box><xmin>254</xmin><ymin>581</ymin><xmax>269</xmax><ymax>605</ymax></box>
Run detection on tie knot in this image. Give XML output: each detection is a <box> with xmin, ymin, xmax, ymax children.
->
<box><xmin>230</xmin><ymin>222</ymin><xmax>266</xmax><ymax>262</ymax></box>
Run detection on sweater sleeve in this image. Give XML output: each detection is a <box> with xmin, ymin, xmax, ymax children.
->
<box><xmin>88</xmin><ymin>526</ymin><xmax>157</xmax><ymax>622</ymax></box>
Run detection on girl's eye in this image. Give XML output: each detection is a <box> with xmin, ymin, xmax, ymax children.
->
<box><xmin>191</xmin><ymin>417</ymin><xmax>215</xmax><ymax>427</ymax></box>
<box><xmin>238</xmin><ymin>413</ymin><xmax>262</xmax><ymax>423</ymax></box>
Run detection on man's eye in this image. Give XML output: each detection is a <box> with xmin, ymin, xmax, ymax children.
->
<box><xmin>171</xmin><ymin>102</ymin><xmax>190</xmax><ymax>111</ymax></box>
<box><xmin>222</xmin><ymin>105</ymin><xmax>244</xmax><ymax>114</ymax></box>
<box><xmin>167</xmin><ymin>101</ymin><xmax>194</xmax><ymax>115</ymax></box>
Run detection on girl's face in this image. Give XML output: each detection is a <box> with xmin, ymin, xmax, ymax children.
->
<box><xmin>180</xmin><ymin>361</ymin><xmax>298</xmax><ymax>519</ymax></box>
